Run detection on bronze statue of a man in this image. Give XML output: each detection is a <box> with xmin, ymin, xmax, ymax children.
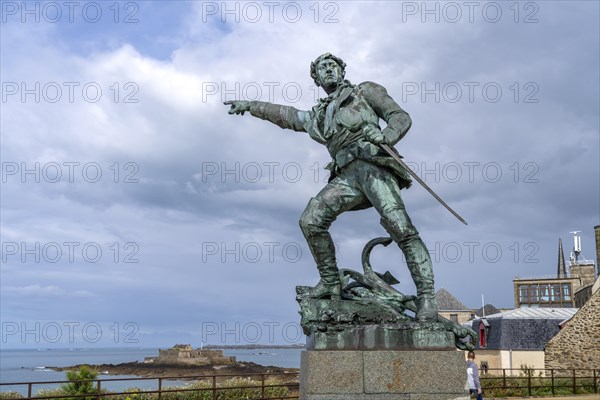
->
<box><xmin>225</xmin><ymin>53</ymin><xmax>437</xmax><ymax>322</ymax></box>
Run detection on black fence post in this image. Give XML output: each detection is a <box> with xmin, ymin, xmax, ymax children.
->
<box><xmin>27</xmin><ymin>383</ymin><xmax>32</xmax><ymax>400</ymax></box>
<box><xmin>594</xmin><ymin>369</ymin><xmax>598</xmax><ymax>394</ymax></box>
<box><xmin>97</xmin><ymin>379</ymin><xmax>102</xmax><ymax>400</ymax></box>
<box><xmin>527</xmin><ymin>368</ymin><xmax>532</xmax><ymax>396</ymax></box>
<box><xmin>212</xmin><ymin>375</ymin><xmax>217</xmax><ymax>400</ymax></box>
<box><xmin>158</xmin><ymin>378</ymin><xmax>162</xmax><ymax>400</ymax></box>
<box><xmin>551</xmin><ymin>369</ymin><xmax>555</xmax><ymax>396</ymax></box>
<box><xmin>572</xmin><ymin>369</ymin><xmax>576</xmax><ymax>394</ymax></box>
<box><xmin>502</xmin><ymin>369</ymin><xmax>506</xmax><ymax>389</ymax></box>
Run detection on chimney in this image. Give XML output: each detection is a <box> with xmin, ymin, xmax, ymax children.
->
<box><xmin>595</xmin><ymin>225</ymin><xmax>600</xmax><ymax>277</ymax></box>
<box><xmin>557</xmin><ymin>238</ymin><xmax>567</xmax><ymax>278</ymax></box>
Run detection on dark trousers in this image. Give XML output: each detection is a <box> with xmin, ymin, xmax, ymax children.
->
<box><xmin>470</xmin><ymin>389</ymin><xmax>483</xmax><ymax>400</ymax></box>
<box><xmin>299</xmin><ymin>159</ymin><xmax>434</xmax><ymax>297</ymax></box>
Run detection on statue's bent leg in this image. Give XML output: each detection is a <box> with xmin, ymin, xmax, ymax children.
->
<box><xmin>379</xmin><ymin>215</ymin><xmax>438</xmax><ymax>321</ymax></box>
<box><xmin>299</xmin><ymin>174</ymin><xmax>366</xmax><ymax>299</ymax></box>
<box><xmin>299</xmin><ymin>197</ymin><xmax>340</xmax><ymax>298</ymax></box>
<box><xmin>354</xmin><ymin>160</ymin><xmax>438</xmax><ymax>322</ymax></box>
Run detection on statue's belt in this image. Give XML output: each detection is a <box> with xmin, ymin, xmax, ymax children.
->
<box><xmin>331</xmin><ymin>141</ymin><xmax>384</xmax><ymax>169</ymax></box>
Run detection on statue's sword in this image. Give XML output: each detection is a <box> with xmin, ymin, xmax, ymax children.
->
<box><xmin>379</xmin><ymin>143</ymin><xmax>468</xmax><ymax>225</ymax></box>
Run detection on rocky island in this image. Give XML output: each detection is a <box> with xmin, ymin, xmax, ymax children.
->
<box><xmin>48</xmin><ymin>344</ymin><xmax>298</xmax><ymax>379</ymax></box>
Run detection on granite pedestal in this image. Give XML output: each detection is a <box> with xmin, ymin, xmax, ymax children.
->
<box><xmin>299</xmin><ymin>349</ymin><xmax>469</xmax><ymax>400</ymax></box>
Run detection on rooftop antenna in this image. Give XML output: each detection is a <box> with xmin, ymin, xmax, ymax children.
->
<box><xmin>570</xmin><ymin>231</ymin><xmax>581</xmax><ymax>262</ymax></box>
<box><xmin>481</xmin><ymin>294</ymin><xmax>485</xmax><ymax>317</ymax></box>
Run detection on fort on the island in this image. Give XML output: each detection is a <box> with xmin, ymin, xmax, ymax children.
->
<box><xmin>144</xmin><ymin>344</ymin><xmax>236</xmax><ymax>365</ymax></box>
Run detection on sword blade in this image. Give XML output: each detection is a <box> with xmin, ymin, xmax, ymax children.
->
<box><xmin>380</xmin><ymin>144</ymin><xmax>468</xmax><ymax>225</ymax></box>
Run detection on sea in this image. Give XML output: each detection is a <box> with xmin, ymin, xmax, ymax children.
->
<box><xmin>0</xmin><ymin>348</ymin><xmax>302</xmax><ymax>395</ymax></box>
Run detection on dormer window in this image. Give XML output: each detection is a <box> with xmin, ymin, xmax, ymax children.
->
<box><xmin>479</xmin><ymin>319</ymin><xmax>489</xmax><ymax>348</ymax></box>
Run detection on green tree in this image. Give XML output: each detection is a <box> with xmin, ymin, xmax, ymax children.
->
<box><xmin>61</xmin><ymin>366</ymin><xmax>98</xmax><ymax>400</ymax></box>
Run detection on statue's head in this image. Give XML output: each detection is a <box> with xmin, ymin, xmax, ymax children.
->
<box><xmin>310</xmin><ymin>52</ymin><xmax>346</xmax><ymax>89</ymax></box>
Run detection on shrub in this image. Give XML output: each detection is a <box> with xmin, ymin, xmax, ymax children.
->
<box><xmin>61</xmin><ymin>366</ymin><xmax>99</xmax><ymax>400</ymax></box>
<box><xmin>35</xmin><ymin>387</ymin><xmax>67</xmax><ymax>399</ymax></box>
<box><xmin>153</xmin><ymin>377</ymin><xmax>289</xmax><ymax>400</ymax></box>
<box><xmin>0</xmin><ymin>392</ymin><xmax>24</xmax><ymax>399</ymax></box>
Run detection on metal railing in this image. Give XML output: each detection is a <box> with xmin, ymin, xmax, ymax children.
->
<box><xmin>0</xmin><ymin>372</ymin><xmax>300</xmax><ymax>400</ymax></box>
<box><xmin>3</xmin><ymin>368</ymin><xmax>599</xmax><ymax>399</ymax></box>
<box><xmin>480</xmin><ymin>368</ymin><xmax>599</xmax><ymax>397</ymax></box>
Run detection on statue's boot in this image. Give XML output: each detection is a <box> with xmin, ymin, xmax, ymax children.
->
<box><xmin>308</xmin><ymin>268</ymin><xmax>341</xmax><ymax>299</ymax></box>
<box><xmin>304</xmin><ymin>231</ymin><xmax>341</xmax><ymax>300</ymax></box>
<box><xmin>416</xmin><ymin>295</ymin><xmax>438</xmax><ymax>322</ymax></box>
<box><xmin>380</xmin><ymin>216</ymin><xmax>438</xmax><ymax>322</ymax></box>
<box><xmin>404</xmin><ymin>238</ymin><xmax>437</xmax><ymax>322</ymax></box>
<box><xmin>300</xmin><ymin>198</ymin><xmax>341</xmax><ymax>299</ymax></box>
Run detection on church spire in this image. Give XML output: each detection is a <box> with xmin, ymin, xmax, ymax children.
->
<box><xmin>557</xmin><ymin>238</ymin><xmax>567</xmax><ymax>278</ymax></box>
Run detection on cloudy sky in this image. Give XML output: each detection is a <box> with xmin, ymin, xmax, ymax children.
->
<box><xmin>1</xmin><ymin>1</ymin><xmax>598</xmax><ymax>348</ymax></box>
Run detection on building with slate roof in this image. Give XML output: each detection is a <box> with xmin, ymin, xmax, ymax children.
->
<box><xmin>543</xmin><ymin>226</ymin><xmax>600</xmax><ymax>372</ymax></box>
<box><xmin>475</xmin><ymin>304</ymin><xmax>500</xmax><ymax>317</ymax></box>
<box><xmin>513</xmin><ymin>232</ymin><xmax>597</xmax><ymax>309</ymax></box>
<box><xmin>468</xmin><ymin>308</ymin><xmax>578</xmax><ymax>374</ymax></box>
<box><xmin>465</xmin><ymin>227</ymin><xmax>599</xmax><ymax>374</ymax></box>
<box><xmin>436</xmin><ymin>288</ymin><xmax>476</xmax><ymax>324</ymax></box>
<box><xmin>437</xmin><ymin>288</ymin><xmax>510</xmax><ymax>324</ymax></box>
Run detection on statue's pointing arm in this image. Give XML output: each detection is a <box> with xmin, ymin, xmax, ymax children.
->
<box><xmin>224</xmin><ymin>99</ymin><xmax>309</xmax><ymax>133</ymax></box>
<box><xmin>249</xmin><ymin>101</ymin><xmax>309</xmax><ymax>132</ymax></box>
<box><xmin>362</xmin><ymin>82</ymin><xmax>412</xmax><ymax>146</ymax></box>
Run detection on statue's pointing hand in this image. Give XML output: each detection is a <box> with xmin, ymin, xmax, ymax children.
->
<box><xmin>362</xmin><ymin>124</ymin><xmax>388</xmax><ymax>145</ymax></box>
<box><xmin>224</xmin><ymin>100</ymin><xmax>250</xmax><ymax>115</ymax></box>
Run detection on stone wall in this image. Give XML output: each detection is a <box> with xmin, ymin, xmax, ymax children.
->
<box><xmin>158</xmin><ymin>348</ymin><xmax>190</xmax><ymax>358</ymax></box>
<box><xmin>150</xmin><ymin>348</ymin><xmax>236</xmax><ymax>365</ymax></box>
<box><xmin>570</xmin><ymin>262</ymin><xmax>596</xmax><ymax>289</ymax></box>
<box><xmin>544</xmin><ymin>288</ymin><xmax>600</xmax><ymax>373</ymax></box>
<box><xmin>595</xmin><ymin>225</ymin><xmax>599</xmax><ymax>273</ymax></box>
<box><xmin>574</xmin><ymin>284</ymin><xmax>594</xmax><ymax>308</ymax></box>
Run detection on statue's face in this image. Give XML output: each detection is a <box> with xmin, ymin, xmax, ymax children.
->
<box><xmin>316</xmin><ymin>58</ymin><xmax>343</xmax><ymax>89</ymax></box>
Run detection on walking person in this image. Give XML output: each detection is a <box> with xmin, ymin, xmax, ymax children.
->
<box><xmin>467</xmin><ymin>351</ymin><xmax>484</xmax><ymax>399</ymax></box>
